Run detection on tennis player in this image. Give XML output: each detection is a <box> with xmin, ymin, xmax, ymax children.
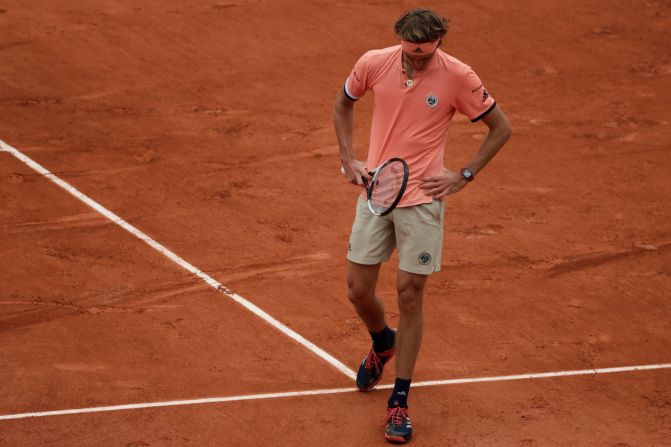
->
<box><xmin>333</xmin><ymin>8</ymin><xmax>512</xmax><ymax>443</ymax></box>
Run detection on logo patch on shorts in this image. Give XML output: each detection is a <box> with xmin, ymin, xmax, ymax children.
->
<box><xmin>348</xmin><ymin>242</ymin><xmax>352</xmax><ymax>252</ymax></box>
<box><xmin>425</xmin><ymin>95</ymin><xmax>439</xmax><ymax>108</ymax></box>
<box><xmin>418</xmin><ymin>252</ymin><xmax>432</xmax><ymax>265</ymax></box>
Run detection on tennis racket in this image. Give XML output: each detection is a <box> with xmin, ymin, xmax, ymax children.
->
<box><xmin>341</xmin><ymin>158</ymin><xmax>409</xmax><ymax>216</ymax></box>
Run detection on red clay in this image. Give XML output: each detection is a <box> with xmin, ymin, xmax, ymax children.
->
<box><xmin>1</xmin><ymin>0</ymin><xmax>670</xmax><ymax>445</ymax></box>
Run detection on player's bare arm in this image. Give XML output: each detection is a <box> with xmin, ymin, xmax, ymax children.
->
<box><xmin>420</xmin><ymin>105</ymin><xmax>512</xmax><ymax>199</ymax></box>
<box><xmin>333</xmin><ymin>87</ymin><xmax>370</xmax><ymax>185</ymax></box>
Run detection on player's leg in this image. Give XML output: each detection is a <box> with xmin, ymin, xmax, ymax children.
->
<box><xmin>384</xmin><ymin>199</ymin><xmax>445</xmax><ymax>443</ymax></box>
<box><xmin>348</xmin><ymin>261</ymin><xmax>396</xmax><ymax>390</ymax></box>
<box><xmin>347</xmin><ymin>197</ymin><xmax>397</xmax><ymax>391</ymax></box>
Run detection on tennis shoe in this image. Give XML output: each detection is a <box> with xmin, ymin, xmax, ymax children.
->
<box><xmin>384</xmin><ymin>406</ymin><xmax>412</xmax><ymax>443</ymax></box>
<box><xmin>355</xmin><ymin>332</ymin><xmax>395</xmax><ymax>391</ymax></box>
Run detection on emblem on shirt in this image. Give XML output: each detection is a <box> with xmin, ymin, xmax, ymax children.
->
<box><xmin>482</xmin><ymin>88</ymin><xmax>490</xmax><ymax>102</ymax></box>
<box><xmin>418</xmin><ymin>252</ymin><xmax>432</xmax><ymax>265</ymax></box>
<box><xmin>425</xmin><ymin>95</ymin><xmax>439</xmax><ymax>108</ymax></box>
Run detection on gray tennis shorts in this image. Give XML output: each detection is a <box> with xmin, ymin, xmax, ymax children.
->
<box><xmin>347</xmin><ymin>196</ymin><xmax>445</xmax><ymax>275</ymax></box>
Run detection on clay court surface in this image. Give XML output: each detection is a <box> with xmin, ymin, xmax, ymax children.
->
<box><xmin>1</xmin><ymin>0</ymin><xmax>670</xmax><ymax>445</ymax></box>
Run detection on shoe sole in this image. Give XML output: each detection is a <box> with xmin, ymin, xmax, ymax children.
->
<box><xmin>384</xmin><ymin>433</ymin><xmax>412</xmax><ymax>444</ymax></box>
<box><xmin>357</xmin><ymin>374</ymin><xmax>382</xmax><ymax>392</ymax></box>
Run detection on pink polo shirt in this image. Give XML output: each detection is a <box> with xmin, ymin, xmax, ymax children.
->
<box><xmin>344</xmin><ymin>45</ymin><xmax>496</xmax><ymax>207</ymax></box>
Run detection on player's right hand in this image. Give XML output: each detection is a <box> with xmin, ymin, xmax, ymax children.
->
<box><xmin>340</xmin><ymin>159</ymin><xmax>370</xmax><ymax>186</ymax></box>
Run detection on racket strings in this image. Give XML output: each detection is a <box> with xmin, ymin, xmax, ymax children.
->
<box><xmin>369</xmin><ymin>162</ymin><xmax>405</xmax><ymax>214</ymax></box>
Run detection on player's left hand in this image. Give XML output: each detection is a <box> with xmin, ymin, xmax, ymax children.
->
<box><xmin>419</xmin><ymin>168</ymin><xmax>467</xmax><ymax>199</ymax></box>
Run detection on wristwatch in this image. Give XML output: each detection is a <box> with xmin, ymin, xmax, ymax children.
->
<box><xmin>460</xmin><ymin>167</ymin><xmax>475</xmax><ymax>182</ymax></box>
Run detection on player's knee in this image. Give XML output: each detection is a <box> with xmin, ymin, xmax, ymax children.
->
<box><xmin>347</xmin><ymin>279</ymin><xmax>374</xmax><ymax>306</ymax></box>
<box><xmin>397</xmin><ymin>286</ymin><xmax>423</xmax><ymax>315</ymax></box>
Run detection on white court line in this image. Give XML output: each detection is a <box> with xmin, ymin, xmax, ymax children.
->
<box><xmin>0</xmin><ymin>139</ymin><xmax>356</xmax><ymax>380</ymax></box>
<box><xmin>1</xmin><ymin>363</ymin><xmax>669</xmax><ymax>421</ymax></box>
